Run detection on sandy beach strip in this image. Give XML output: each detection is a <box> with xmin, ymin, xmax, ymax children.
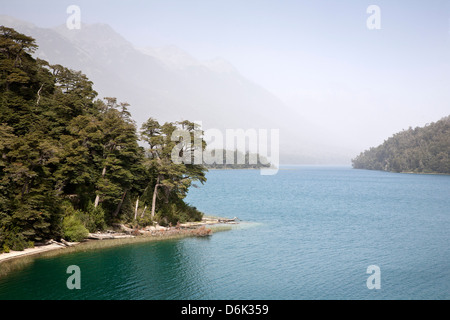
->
<box><xmin>0</xmin><ymin>217</ymin><xmax>239</xmax><ymax>265</ymax></box>
<box><xmin>0</xmin><ymin>243</ymin><xmax>67</xmax><ymax>263</ymax></box>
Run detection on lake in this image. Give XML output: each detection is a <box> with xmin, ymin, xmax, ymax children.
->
<box><xmin>0</xmin><ymin>166</ymin><xmax>449</xmax><ymax>299</ymax></box>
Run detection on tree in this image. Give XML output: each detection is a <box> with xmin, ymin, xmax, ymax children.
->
<box><xmin>0</xmin><ymin>27</ymin><xmax>63</xmax><ymax>246</ymax></box>
<box><xmin>352</xmin><ymin>115</ymin><xmax>450</xmax><ymax>174</ymax></box>
<box><xmin>140</xmin><ymin>119</ymin><xmax>207</xmax><ymax>223</ymax></box>
<box><xmin>92</xmin><ymin>98</ymin><xmax>144</xmax><ymax>221</ymax></box>
<box><xmin>0</xmin><ymin>27</ymin><xmax>207</xmax><ymax>251</ymax></box>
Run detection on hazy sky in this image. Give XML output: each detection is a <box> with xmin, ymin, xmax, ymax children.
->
<box><xmin>2</xmin><ymin>0</ymin><xmax>450</xmax><ymax>151</ymax></box>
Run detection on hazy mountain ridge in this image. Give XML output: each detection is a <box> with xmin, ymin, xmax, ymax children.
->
<box><xmin>0</xmin><ymin>15</ymin><xmax>355</xmax><ymax>164</ymax></box>
<box><xmin>138</xmin><ymin>45</ymin><xmax>237</xmax><ymax>74</ymax></box>
<box><xmin>0</xmin><ymin>16</ymin><xmax>280</xmax><ymax>125</ymax></box>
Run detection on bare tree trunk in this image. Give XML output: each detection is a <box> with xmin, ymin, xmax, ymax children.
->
<box><xmin>94</xmin><ymin>166</ymin><xmax>107</xmax><ymax>208</ymax></box>
<box><xmin>151</xmin><ymin>184</ymin><xmax>161</xmax><ymax>219</ymax></box>
<box><xmin>36</xmin><ymin>84</ymin><xmax>44</xmax><ymax>106</ymax></box>
<box><xmin>94</xmin><ymin>194</ymin><xmax>100</xmax><ymax>207</ymax></box>
<box><xmin>113</xmin><ymin>190</ymin><xmax>127</xmax><ymax>217</ymax></box>
<box><xmin>134</xmin><ymin>197</ymin><xmax>139</xmax><ymax>220</ymax></box>
<box><xmin>140</xmin><ymin>205</ymin><xmax>147</xmax><ymax>219</ymax></box>
<box><xmin>151</xmin><ymin>175</ymin><xmax>162</xmax><ymax>219</ymax></box>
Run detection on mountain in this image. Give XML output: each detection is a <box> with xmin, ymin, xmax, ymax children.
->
<box><xmin>0</xmin><ymin>15</ymin><xmax>355</xmax><ymax>164</ymax></box>
<box><xmin>352</xmin><ymin>116</ymin><xmax>450</xmax><ymax>174</ymax></box>
<box><xmin>137</xmin><ymin>45</ymin><xmax>238</xmax><ymax>74</ymax></box>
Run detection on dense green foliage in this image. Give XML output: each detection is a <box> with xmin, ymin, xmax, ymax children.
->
<box><xmin>62</xmin><ymin>214</ymin><xmax>89</xmax><ymax>242</ymax></box>
<box><xmin>0</xmin><ymin>27</ymin><xmax>207</xmax><ymax>251</ymax></box>
<box><xmin>352</xmin><ymin>116</ymin><xmax>450</xmax><ymax>174</ymax></box>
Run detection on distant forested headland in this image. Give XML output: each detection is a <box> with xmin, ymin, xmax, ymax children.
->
<box><xmin>352</xmin><ymin>116</ymin><xmax>450</xmax><ymax>174</ymax></box>
<box><xmin>0</xmin><ymin>27</ymin><xmax>208</xmax><ymax>252</ymax></box>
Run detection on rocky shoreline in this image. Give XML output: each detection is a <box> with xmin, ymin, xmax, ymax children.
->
<box><xmin>0</xmin><ymin>217</ymin><xmax>239</xmax><ymax>263</ymax></box>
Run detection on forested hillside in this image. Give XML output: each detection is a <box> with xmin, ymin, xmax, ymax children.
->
<box><xmin>352</xmin><ymin>116</ymin><xmax>450</xmax><ymax>174</ymax></box>
<box><xmin>0</xmin><ymin>27</ymin><xmax>207</xmax><ymax>252</ymax></box>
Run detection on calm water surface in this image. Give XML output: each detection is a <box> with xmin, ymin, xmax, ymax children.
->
<box><xmin>0</xmin><ymin>166</ymin><xmax>449</xmax><ymax>299</ymax></box>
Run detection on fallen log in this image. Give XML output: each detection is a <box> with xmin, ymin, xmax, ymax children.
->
<box><xmin>44</xmin><ymin>239</ymin><xmax>66</xmax><ymax>247</ymax></box>
<box><xmin>88</xmin><ymin>233</ymin><xmax>114</xmax><ymax>240</ymax></box>
<box><xmin>88</xmin><ymin>233</ymin><xmax>135</xmax><ymax>240</ymax></box>
<box><xmin>60</xmin><ymin>239</ymin><xmax>75</xmax><ymax>247</ymax></box>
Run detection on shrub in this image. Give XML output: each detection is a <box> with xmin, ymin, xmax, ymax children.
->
<box><xmin>11</xmin><ymin>239</ymin><xmax>25</xmax><ymax>251</ymax></box>
<box><xmin>137</xmin><ymin>214</ymin><xmax>154</xmax><ymax>228</ymax></box>
<box><xmin>61</xmin><ymin>201</ymin><xmax>106</xmax><ymax>233</ymax></box>
<box><xmin>85</xmin><ymin>202</ymin><xmax>106</xmax><ymax>232</ymax></box>
<box><xmin>2</xmin><ymin>231</ymin><xmax>27</xmax><ymax>251</ymax></box>
<box><xmin>157</xmin><ymin>201</ymin><xmax>203</xmax><ymax>226</ymax></box>
<box><xmin>62</xmin><ymin>215</ymin><xmax>89</xmax><ymax>242</ymax></box>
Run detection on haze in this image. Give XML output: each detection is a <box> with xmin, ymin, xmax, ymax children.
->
<box><xmin>1</xmin><ymin>0</ymin><xmax>449</xmax><ymax>164</ymax></box>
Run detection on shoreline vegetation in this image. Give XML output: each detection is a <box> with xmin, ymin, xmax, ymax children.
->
<box><xmin>203</xmin><ymin>149</ymin><xmax>271</xmax><ymax>170</ymax></box>
<box><xmin>0</xmin><ymin>216</ymin><xmax>239</xmax><ymax>277</ymax></box>
<box><xmin>0</xmin><ymin>27</ymin><xmax>213</xmax><ymax>254</ymax></box>
<box><xmin>352</xmin><ymin>115</ymin><xmax>450</xmax><ymax>174</ymax></box>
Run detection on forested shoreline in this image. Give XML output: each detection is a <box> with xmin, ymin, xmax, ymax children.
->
<box><xmin>203</xmin><ymin>149</ymin><xmax>271</xmax><ymax>169</ymax></box>
<box><xmin>352</xmin><ymin>116</ymin><xmax>450</xmax><ymax>174</ymax></box>
<box><xmin>0</xmin><ymin>27</ymin><xmax>208</xmax><ymax>252</ymax></box>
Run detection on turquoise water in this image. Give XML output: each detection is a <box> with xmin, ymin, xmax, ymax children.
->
<box><xmin>0</xmin><ymin>166</ymin><xmax>449</xmax><ymax>299</ymax></box>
